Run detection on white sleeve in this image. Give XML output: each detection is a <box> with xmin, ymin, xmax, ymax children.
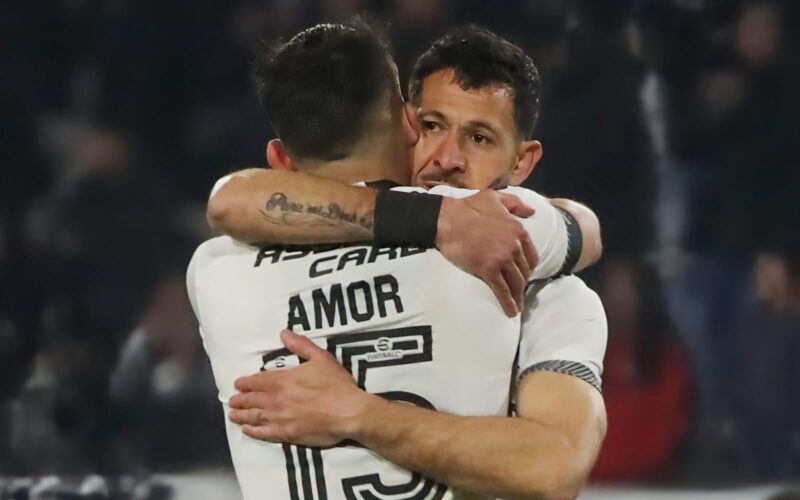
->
<box><xmin>516</xmin><ymin>275</ymin><xmax>607</xmax><ymax>392</ymax></box>
<box><xmin>497</xmin><ymin>186</ymin><xmax>575</xmax><ymax>280</ymax></box>
<box><xmin>186</xmin><ymin>244</ymin><xmax>211</xmax><ymax>350</ymax></box>
<box><xmin>186</xmin><ymin>248</ymin><xmax>202</xmax><ymax>322</ymax></box>
<box><xmin>395</xmin><ymin>184</ymin><xmax>577</xmax><ymax>280</ymax></box>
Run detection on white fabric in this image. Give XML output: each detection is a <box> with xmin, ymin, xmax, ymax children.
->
<box><xmin>517</xmin><ymin>275</ymin><xmax>607</xmax><ymax>389</ymax></box>
<box><xmin>395</xmin><ymin>185</ymin><xmax>570</xmax><ymax>280</ymax></box>
<box><xmin>186</xmin><ymin>185</ymin><xmax>572</xmax><ymax>500</ymax></box>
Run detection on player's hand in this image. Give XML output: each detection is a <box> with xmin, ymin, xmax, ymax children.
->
<box><xmin>228</xmin><ymin>330</ymin><xmax>372</xmax><ymax>448</ymax></box>
<box><xmin>436</xmin><ymin>190</ymin><xmax>539</xmax><ymax>316</ymax></box>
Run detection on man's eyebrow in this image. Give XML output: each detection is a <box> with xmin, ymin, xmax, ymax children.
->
<box><xmin>465</xmin><ymin>119</ymin><xmax>501</xmax><ymax>137</ymax></box>
<box><xmin>418</xmin><ymin>109</ymin><xmax>448</xmax><ymax>123</ymax></box>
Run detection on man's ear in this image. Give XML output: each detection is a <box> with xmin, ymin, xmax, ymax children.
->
<box><xmin>402</xmin><ymin>102</ymin><xmax>420</xmax><ymax>147</ymax></box>
<box><xmin>266</xmin><ymin>139</ymin><xmax>295</xmax><ymax>171</ymax></box>
<box><xmin>509</xmin><ymin>140</ymin><xmax>542</xmax><ymax>186</ymax></box>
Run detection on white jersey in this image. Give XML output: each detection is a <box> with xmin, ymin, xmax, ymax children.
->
<box><xmin>516</xmin><ymin>275</ymin><xmax>607</xmax><ymax>394</ymax></box>
<box><xmin>186</xmin><ymin>185</ymin><xmax>574</xmax><ymax>500</ymax></box>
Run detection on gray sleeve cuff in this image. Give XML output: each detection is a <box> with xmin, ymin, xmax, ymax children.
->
<box><xmin>517</xmin><ymin>360</ymin><xmax>601</xmax><ymax>393</ymax></box>
<box><xmin>555</xmin><ymin>208</ymin><xmax>582</xmax><ymax>276</ymax></box>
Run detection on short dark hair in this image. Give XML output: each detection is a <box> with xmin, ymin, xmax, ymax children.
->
<box><xmin>253</xmin><ymin>18</ymin><xmax>397</xmax><ymax>161</ymax></box>
<box><xmin>409</xmin><ymin>26</ymin><xmax>541</xmax><ymax>139</ymax></box>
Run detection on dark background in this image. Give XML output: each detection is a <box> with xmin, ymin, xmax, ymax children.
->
<box><xmin>1</xmin><ymin>0</ymin><xmax>799</xmax><ymax>491</ymax></box>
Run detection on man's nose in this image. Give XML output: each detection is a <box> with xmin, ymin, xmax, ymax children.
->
<box><xmin>432</xmin><ymin>133</ymin><xmax>466</xmax><ymax>173</ymax></box>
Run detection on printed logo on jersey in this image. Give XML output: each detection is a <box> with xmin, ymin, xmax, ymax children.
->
<box><xmin>326</xmin><ymin>326</ymin><xmax>433</xmax><ymax>389</ymax></box>
<box><xmin>279</xmin><ymin>327</ymin><xmax>445</xmax><ymax>500</ymax></box>
<box><xmin>261</xmin><ymin>348</ymin><xmax>302</xmax><ymax>371</ymax></box>
<box><xmin>365</xmin><ymin>336</ymin><xmax>404</xmax><ymax>362</ymax></box>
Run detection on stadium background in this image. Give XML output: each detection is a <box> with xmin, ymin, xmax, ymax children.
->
<box><xmin>1</xmin><ymin>0</ymin><xmax>799</xmax><ymax>497</ymax></box>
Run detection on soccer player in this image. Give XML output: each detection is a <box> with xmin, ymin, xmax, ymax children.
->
<box><xmin>207</xmin><ymin>33</ymin><xmax>604</xmax><ymax>317</ymax></box>
<box><xmin>188</xmin><ymin>21</ymin><xmax>606</xmax><ymax>499</ymax></box>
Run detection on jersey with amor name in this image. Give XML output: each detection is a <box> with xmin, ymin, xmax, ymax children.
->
<box><xmin>186</xmin><ymin>185</ymin><xmax>575</xmax><ymax>500</ymax></box>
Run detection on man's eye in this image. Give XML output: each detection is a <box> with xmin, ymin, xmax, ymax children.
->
<box><xmin>472</xmin><ymin>133</ymin><xmax>489</xmax><ymax>144</ymax></box>
<box><xmin>422</xmin><ymin>120</ymin><xmax>441</xmax><ymax>132</ymax></box>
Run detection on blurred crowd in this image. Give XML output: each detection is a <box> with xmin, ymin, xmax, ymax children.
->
<box><xmin>1</xmin><ymin>0</ymin><xmax>799</xmax><ymax>489</ymax></box>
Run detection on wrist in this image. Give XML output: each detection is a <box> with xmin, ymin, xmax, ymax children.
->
<box><xmin>374</xmin><ymin>190</ymin><xmax>442</xmax><ymax>247</ymax></box>
<box><xmin>435</xmin><ymin>197</ymin><xmax>459</xmax><ymax>249</ymax></box>
<box><xmin>341</xmin><ymin>391</ymin><xmax>390</xmax><ymax>442</ymax></box>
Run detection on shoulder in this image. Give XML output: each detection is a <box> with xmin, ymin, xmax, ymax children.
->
<box><xmin>522</xmin><ymin>276</ymin><xmax>607</xmax><ymax>348</ymax></box>
<box><xmin>192</xmin><ymin>235</ymin><xmax>255</xmax><ymax>261</ymax></box>
<box><xmin>518</xmin><ymin>275</ymin><xmax>607</xmax><ymax>390</ymax></box>
<box><xmin>187</xmin><ymin>236</ymin><xmax>254</xmax><ymax>282</ymax></box>
<box><xmin>497</xmin><ymin>185</ymin><xmax>551</xmax><ymax>210</ymax></box>
<box><xmin>186</xmin><ymin>236</ymin><xmax>260</xmax><ymax>318</ymax></box>
<box><xmin>528</xmin><ymin>275</ymin><xmax>604</xmax><ymax>319</ymax></box>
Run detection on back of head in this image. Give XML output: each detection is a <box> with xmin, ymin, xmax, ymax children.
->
<box><xmin>409</xmin><ymin>25</ymin><xmax>541</xmax><ymax>139</ymax></box>
<box><xmin>253</xmin><ymin>18</ymin><xmax>399</xmax><ymax>163</ymax></box>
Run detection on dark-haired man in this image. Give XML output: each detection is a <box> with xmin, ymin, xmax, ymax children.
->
<box><xmin>190</xmin><ymin>21</ymin><xmax>606</xmax><ymax>499</ymax></box>
<box><xmin>208</xmin><ymin>25</ymin><xmax>602</xmax><ymax>315</ymax></box>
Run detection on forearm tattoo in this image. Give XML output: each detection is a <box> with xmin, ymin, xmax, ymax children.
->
<box><xmin>259</xmin><ymin>192</ymin><xmax>374</xmax><ymax>236</ymax></box>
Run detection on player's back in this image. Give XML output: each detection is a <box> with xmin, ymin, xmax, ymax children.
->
<box><xmin>188</xmin><ymin>235</ymin><xmax>520</xmax><ymax>500</ymax></box>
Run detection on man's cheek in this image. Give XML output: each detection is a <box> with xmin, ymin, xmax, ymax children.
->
<box><xmin>459</xmin><ymin>155</ymin><xmax>488</xmax><ymax>189</ymax></box>
<box><xmin>474</xmin><ymin>161</ymin><xmax>510</xmax><ymax>189</ymax></box>
<box><xmin>410</xmin><ymin>153</ymin><xmax>429</xmax><ymax>183</ymax></box>
<box><xmin>415</xmin><ymin>136</ymin><xmax>438</xmax><ymax>159</ymax></box>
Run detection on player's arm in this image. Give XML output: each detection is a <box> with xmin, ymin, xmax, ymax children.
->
<box><xmin>207</xmin><ymin>169</ymin><xmax>380</xmax><ymax>245</ymax></box>
<box><xmin>230</xmin><ymin>330</ymin><xmax>605</xmax><ymax>499</ymax></box>
<box><xmin>208</xmin><ymin>170</ymin><xmax>600</xmax><ymax>273</ymax></box>
<box><xmin>431</xmin><ymin>184</ymin><xmax>601</xmax><ymax>280</ymax></box>
<box><xmin>352</xmin><ymin>370</ymin><xmax>605</xmax><ymax>500</ymax></box>
<box><xmin>208</xmin><ymin>168</ymin><xmax>601</xmax><ymax>313</ymax></box>
<box><xmin>549</xmin><ymin>198</ymin><xmax>601</xmax><ymax>273</ymax></box>
<box><xmin>207</xmin><ymin>168</ymin><xmax>537</xmax><ymax>248</ymax></box>
<box><xmin>341</xmin><ymin>278</ymin><xmax>607</xmax><ymax>499</ymax></box>
<box><xmin>228</xmin><ymin>277</ymin><xmax>607</xmax><ymax>498</ymax></box>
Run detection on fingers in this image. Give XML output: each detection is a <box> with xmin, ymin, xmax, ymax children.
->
<box><xmin>234</xmin><ymin>372</ymin><xmax>273</xmax><ymax>393</ymax></box>
<box><xmin>229</xmin><ymin>390</ymin><xmax>272</xmax><ymax>410</ymax></box>
<box><xmin>281</xmin><ymin>329</ymin><xmax>330</xmax><ymax>361</ymax></box>
<box><xmin>242</xmin><ymin>424</ymin><xmax>281</xmax><ymax>443</ymax></box>
<box><xmin>485</xmin><ymin>270</ymin><xmax>518</xmax><ymax>317</ymax></box>
<box><xmin>229</xmin><ymin>408</ymin><xmax>269</xmax><ymax>426</ymax></box>
<box><xmin>501</xmin><ymin>259</ymin><xmax>526</xmax><ymax>313</ymax></box>
<box><xmin>497</xmin><ymin>192</ymin><xmax>535</xmax><ymax>218</ymax></box>
<box><xmin>234</xmin><ymin>368</ymin><xmax>288</xmax><ymax>393</ymax></box>
<box><xmin>512</xmin><ymin>241</ymin><xmax>532</xmax><ymax>282</ymax></box>
<box><xmin>519</xmin><ymin>233</ymin><xmax>539</xmax><ymax>277</ymax></box>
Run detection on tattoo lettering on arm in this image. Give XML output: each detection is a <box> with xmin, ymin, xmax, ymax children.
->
<box><xmin>259</xmin><ymin>192</ymin><xmax>374</xmax><ymax>237</ymax></box>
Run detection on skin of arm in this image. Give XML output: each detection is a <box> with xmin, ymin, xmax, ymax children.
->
<box><xmin>229</xmin><ymin>331</ymin><xmax>607</xmax><ymax>500</ymax></box>
<box><xmin>206</xmin><ymin>168</ymin><xmax>602</xmax><ymax>271</ymax></box>
<box><xmin>207</xmin><ymin>168</ymin><xmax>600</xmax><ymax>315</ymax></box>
<box><xmin>351</xmin><ymin>372</ymin><xmax>607</xmax><ymax>500</ymax></box>
<box><xmin>209</xmin><ymin>169</ymin><xmax>600</xmax><ymax>271</ymax></box>
<box><xmin>207</xmin><ymin>169</ymin><xmax>377</xmax><ymax>245</ymax></box>
<box><xmin>207</xmin><ymin>168</ymin><xmax>538</xmax><ymax>315</ymax></box>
